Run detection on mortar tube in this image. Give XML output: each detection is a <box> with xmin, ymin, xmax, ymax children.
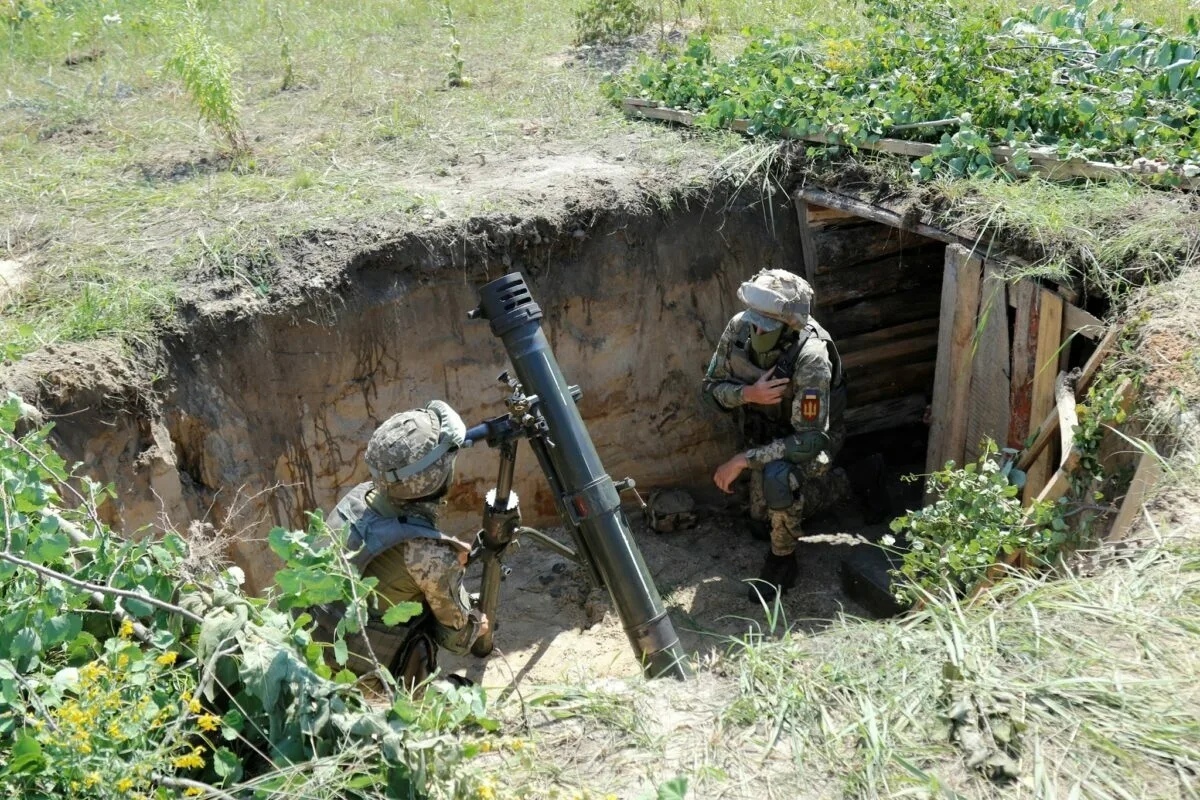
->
<box><xmin>471</xmin><ymin>273</ymin><xmax>691</xmax><ymax>680</ymax></box>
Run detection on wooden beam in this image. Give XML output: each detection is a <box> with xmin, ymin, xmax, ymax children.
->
<box><xmin>819</xmin><ymin>288</ymin><xmax>943</xmax><ymax>339</ymax></box>
<box><xmin>1064</xmin><ymin>302</ymin><xmax>1104</xmax><ymax>340</ymax></box>
<box><xmin>841</xmin><ymin>332</ymin><xmax>939</xmax><ymax>372</ymax></box>
<box><xmin>806</xmin><ymin>204</ymin><xmax>860</xmax><ymax>227</ymax></box>
<box><xmin>964</xmin><ymin>263</ymin><xmax>1012</xmax><ymax>464</ymax></box>
<box><xmin>839</xmin><ymin>318</ymin><xmax>940</xmax><ymax>354</ymax></box>
<box><xmin>1107</xmin><ymin>454</ymin><xmax>1164</xmax><ymax>543</ymax></box>
<box><xmin>926</xmin><ymin>245</ymin><xmax>983</xmax><ymax>475</ymax></box>
<box><xmin>1077</xmin><ymin>327</ymin><xmax>1119</xmax><ymax>392</ymax></box>
<box><xmin>1021</xmin><ymin>289</ymin><xmax>1065</xmax><ymax>504</ymax></box>
<box><xmin>810</xmin><ymin>225</ymin><xmax>931</xmax><ymax>274</ymax></box>
<box><xmin>799</xmin><ymin>187</ymin><xmax>993</xmax><ymax>253</ymax></box>
<box><xmin>844</xmin><ymin>394</ymin><xmax>928</xmax><ymax>437</ymax></box>
<box><xmin>795</xmin><ymin>199</ymin><xmax>820</xmax><ymax>284</ymax></box>
<box><xmin>812</xmin><ymin>248</ymin><xmax>943</xmax><ymax>307</ymax></box>
<box><xmin>848</xmin><ymin>359</ymin><xmax>937</xmax><ymax>407</ymax></box>
<box><xmin>1056</xmin><ymin>371</ymin><xmax>1080</xmax><ymax>468</ymax></box>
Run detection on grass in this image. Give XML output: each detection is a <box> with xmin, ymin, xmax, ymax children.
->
<box><xmin>2</xmin><ymin>0</ymin><xmax>1199</xmax><ymax>356</ymax></box>
<box><xmin>931</xmin><ymin>177</ymin><xmax>1200</xmax><ymax>300</ymax></box>
<box><xmin>487</xmin><ymin>538</ymin><xmax>1200</xmax><ymax>799</ymax></box>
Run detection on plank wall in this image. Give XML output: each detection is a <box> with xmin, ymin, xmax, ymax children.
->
<box><xmin>796</xmin><ymin>200</ymin><xmax>944</xmax><ymax>438</ymax></box>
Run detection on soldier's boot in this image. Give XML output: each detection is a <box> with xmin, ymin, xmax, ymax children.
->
<box><xmin>747</xmin><ymin>551</ymin><xmax>799</xmax><ymax>603</ymax></box>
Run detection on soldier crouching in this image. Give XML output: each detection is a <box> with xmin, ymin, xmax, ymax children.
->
<box><xmin>702</xmin><ymin>268</ymin><xmax>851</xmax><ymax>603</ymax></box>
<box><xmin>325</xmin><ymin>400</ymin><xmax>489</xmax><ymax>686</ymax></box>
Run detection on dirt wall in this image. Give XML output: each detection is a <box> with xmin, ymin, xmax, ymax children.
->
<box><xmin>9</xmin><ymin>196</ymin><xmax>803</xmax><ymax>594</ymax></box>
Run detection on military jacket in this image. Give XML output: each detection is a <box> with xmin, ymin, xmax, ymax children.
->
<box><xmin>702</xmin><ymin>312</ymin><xmax>846</xmax><ymax>468</ymax></box>
<box><xmin>327</xmin><ymin>482</ymin><xmax>468</xmax><ymax>574</ymax></box>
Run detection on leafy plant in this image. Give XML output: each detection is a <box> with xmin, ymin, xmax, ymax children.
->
<box><xmin>0</xmin><ymin>393</ymin><xmax>497</xmax><ymax>798</ymax></box>
<box><xmin>441</xmin><ymin>0</ymin><xmax>470</xmax><ymax>88</ymax></box>
<box><xmin>574</xmin><ymin>0</ymin><xmax>650</xmax><ymax>46</ymax></box>
<box><xmin>608</xmin><ymin>0</ymin><xmax>1200</xmax><ymax>181</ymax></box>
<box><xmin>885</xmin><ymin>441</ymin><xmax>1069</xmax><ymax>604</ymax></box>
<box><xmin>164</xmin><ymin>0</ymin><xmax>247</xmax><ymax>153</ymax></box>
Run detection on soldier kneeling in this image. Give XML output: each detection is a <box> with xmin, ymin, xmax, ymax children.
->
<box><xmin>319</xmin><ymin>400</ymin><xmax>489</xmax><ymax>689</ymax></box>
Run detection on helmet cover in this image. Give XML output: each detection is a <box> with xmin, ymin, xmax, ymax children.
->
<box><xmin>737</xmin><ymin>268</ymin><xmax>813</xmax><ymax>331</ymax></box>
<box><xmin>365</xmin><ymin>400</ymin><xmax>466</xmax><ymax>501</ymax></box>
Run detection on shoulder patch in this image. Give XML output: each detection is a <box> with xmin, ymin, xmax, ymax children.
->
<box><xmin>800</xmin><ymin>388</ymin><xmax>821</xmax><ymax>422</ymax></box>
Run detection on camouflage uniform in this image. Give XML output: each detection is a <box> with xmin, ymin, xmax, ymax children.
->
<box><xmin>703</xmin><ymin>293</ymin><xmax>850</xmax><ymax>558</ymax></box>
<box><xmin>327</xmin><ymin>486</ymin><xmax>479</xmax><ymax>655</ymax></box>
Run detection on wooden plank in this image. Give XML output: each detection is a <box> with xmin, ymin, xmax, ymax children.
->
<box><xmin>1064</xmin><ymin>302</ymin><xmax>1103</xmax><ymax>340</ymax></box>
<box><xmin>1021</xmin><ymin>289</ymin><xmax>1064</xmax><ymax>504</ymax></box>
<box><xmin>926</xmin><ymin>245</ymin><xmax>983</xmax><ymax>475</ymax></box>
<box><xmin>795</xmin><ymin>199</ymin><xmax>820</xmax><ymax>284</ymax></box>
<box><xmin>1034</xmin><ymin>448</ymin><xmax>1080</xmax><ymax>506</ymax></box>
<box><xmin>1008</xmin><ymin>280</ymin><xmax>1040</xmax><ymax>450</ymax></box>
<box><xmin>841</xmin><ymin>332</ymin><xmax>939</xmax><ymax>372</ymax></box>
<box><xmin>621</xmin><ymin>98</ymin><xmax>1200</xmax><ymax>190</ymax></box>
<box><xmin>806</xmin><ymin>204</ymin><xmax>860</xmax><ymax>227</ymax></box>
<box><xmin>820</xmin><ymin>288</ymin><xmax>943</xmax><ymax>339</ymax></box>
<box><xmin>964</xmin><ymin>263</ymin><xmax>1012</xmax><ymax>463</ymax></box>
<box><xmin>811</xmin><ymin>225</ymin><xmax>930</xmax><ymax>274</ymax></box>
<box><xmin>848</xmin><ymin>359</ymin><xmax>936</xmax><ymax>407</ymax></box>
<box><xmin>800</xmin><ymin>187</ymin><xmax>991</xmax><ymax>251</ymax></box>
<box><xmin>1106</xmin><ymin>453</ymin><xmax>1164</xmax><ymax>543</ymax></box>
<box><xmin>1013</xmin><ymin>328</ymin><xmax>1116</xmax><ymax>473</ymax></box>
<box><xmin>812</xmin><ymin>247</ymin><xmax>943</xmax><ymax>307</ymax></box>
<box><xmin>844</xmin><ymin>394</ymin><xmax>928</xmax><ymax>437</ymax></box>
<box><xmin>839</xmin><ymin>318</ymin><xmax>940</xmax><ymax>354</ymax></box>
<box><xmin>1056</xmin><ymin>371</ymin><xmax>1080</xmax><ymax>468</ymax></box>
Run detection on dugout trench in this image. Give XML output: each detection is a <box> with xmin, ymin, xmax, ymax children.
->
<box><xmin>8</xmin><ymin>184</ymin><xmax>1119</xmax><ymax>676</ymax></box>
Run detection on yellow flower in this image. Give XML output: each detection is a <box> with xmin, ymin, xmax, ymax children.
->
<box><xmin>479</xmin><ymin>740</ymin><xmax>492</xmax><ymax>753</ymax></box>
<box><xmin>196</xmin><ymin>714</ymin><xmax>220</xmax><ymax>732</ymax></box>
<box><xmin>172</xmin><ymin>747</ymin><xmax>206</xmax><ymax>770</ymax></box>
<box><xmin>188</xmin><ymin>697</ymin><xmax>202</xmax><ymax>714</ymax></box>
<box><xmin>119</xmin><ymin>619</ymin><xmax>135</xmax><ymax>638</ymax></box>
<box><xmin>184</xmin><ymin>789</ymin><xmax>203</xmax><ymax>797</ymax></box>
<box><xmin>510</xmin><ymin>738</ymin><xmax>524</xmax><ymax>751</ymax></box>
<box><xmin>84</xmin><ymin>772</ymin><xmax>101</xmax><ymax>787</ymax></box>
<box><xmin>116</xmin><ymin>653</ymin><xmax>130</xmax><ymax>669</ymax></box>
<box><xmin>156</xmin><ymin>651</ymin><xmax>178</xmax><ymax>667</ymax></box>
<box><xmin>477</xmin><ymin>786</ymin><xmax>496</xmax><ymax>800</ymax></box>
<box><xmin>108</xmin><ymin>721</ymin><xmax>125</xmax><ymax>739</ymax></box>
<box><xmin>116</xmin><ymin>777</ymin><xmax>134</xmax><ymax>793</ymax></box>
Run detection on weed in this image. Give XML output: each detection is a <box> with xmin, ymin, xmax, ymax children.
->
<box><xmin>163</xmin><ymin>0</ymin><xmax>247</xmax><ymax>154</ymax></box>
<box><xmin>441</xmin><ymin>0</ymin><xmax>470</xmax><ymax>88</ymax></box>
<box><xmin>274</xmin><ymin>6</ymin><xmax>295</xmax><ymax>91</ymax></box>
<box><xmin>574</xmin><ymin>0</ymin><xmax>651</xmax><ymax>46</ymax></box>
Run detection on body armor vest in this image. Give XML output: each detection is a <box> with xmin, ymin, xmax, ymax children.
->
<box><xmin>327</xmin><ymin>483</ymin><xmax>462</xmax><ymax>574</ymax></box>
<box><xmin>728</xmin><ymin>318</ymin><xmax>846</xmax><ymax>444</ymax></box>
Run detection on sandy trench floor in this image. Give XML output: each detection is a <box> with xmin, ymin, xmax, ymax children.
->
<box><xmin>440</xmin><ymin>488</ymin><xmax>898</xmax><ymax>691</ymax></box>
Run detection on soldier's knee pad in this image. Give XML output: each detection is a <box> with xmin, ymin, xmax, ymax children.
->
<box><xmin>762</xmin><ymin>461</ymin><xmax>796</xmax><ymax>510</ymax></box>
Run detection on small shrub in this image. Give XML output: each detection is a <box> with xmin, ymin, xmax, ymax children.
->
<box><xmin>274</xmin><ymin>7</ymin><xmax>295</xmax><ymax>91</ymax></box>
<box><xmin>574</xmin><ymin>0</ymin><xmax>650</xmax><ymax>46</ymax></box>
<box><xmin>886</xmin><ymin>441</ymin><xmax>1069</xmax><ymax>604</ymax></box>
<box><xmin>163</xmin><ymin>0</ymin><xmax>247</xmax><ymax>154</ymax></box>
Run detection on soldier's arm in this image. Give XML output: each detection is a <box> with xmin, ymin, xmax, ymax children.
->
<box><xmin>743</xmin><ymin>343</ymin><xmax>832</xmax><ymax>468</ymax></box>
<box><xmin>701</xmin><ymin>316</ymin><xmax>751</xmax><ymax>410</ymax></box>
<box><xmin>404</xmin><ymin>541</ymin><xmax>484</xmax><ymax>654</ymax></box>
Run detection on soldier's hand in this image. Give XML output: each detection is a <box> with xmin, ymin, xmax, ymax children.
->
<box><xmin>742</xmin><ymin>367</ymin><xmax>790</xmax><ymax>405</ymax></box>
<box><xmin>714</xmin><ymin>453</ymin><xmax>750</xmax><ymax>493</ymax></box>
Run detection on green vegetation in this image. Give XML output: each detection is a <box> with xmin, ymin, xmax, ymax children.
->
<box><xmin>610</xmin><ymin>0</ymin><xmax>1200</xmax><ymax>179</ymax></box>
<box><xmin>164</xmin><ymin>0</ymin><xmax>247</xmax><ymax>154</ymax></box>
<box><xmin>574</xmin><ymin>0</ymin><xmax>652</xmax><ymax>45</ymax></box>
<box><xmin>0</xmin><ymin>395</ymin><xmax>497</xmax><ymax>798</ymax></box>
<box><xmin>886</xmin><ymin>442</ymin><xmax>1069</xmax><ymax>605</ymax></box>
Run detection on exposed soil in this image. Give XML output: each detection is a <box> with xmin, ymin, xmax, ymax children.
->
<box><xmin>442</xmin><ymin>448</ymin><xmax>923</xmax><ymax>688</ymax></box>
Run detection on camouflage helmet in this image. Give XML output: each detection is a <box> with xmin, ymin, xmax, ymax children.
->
<box><xmin>737</xmin><ymin>268</ymin><xmax>813</xmax><ymax>332</ymax></box>
<box><xmin>365</xmin><ymin>400</ymin><xmax>467</xmax><ymax>501</ymax></box>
